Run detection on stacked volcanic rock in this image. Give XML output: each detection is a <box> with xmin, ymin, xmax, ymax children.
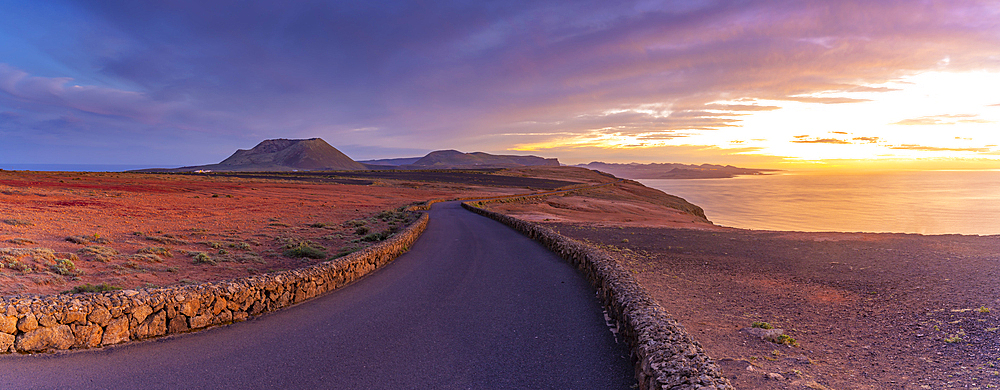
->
<box><xmin>0</xmin><ymin>213</ymin><xmax>428</xmax><ymax>354</ymax></box>
<box><xmin>462</xmin><ymin>201</ymin><xmax>733</xmax><ymax>390</ymax></box>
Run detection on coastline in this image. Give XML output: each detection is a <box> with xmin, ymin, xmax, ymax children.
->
<box><xmin>480</xmin><ymin>175</ymin><xmax>999</xmax><ymax>388</ymax></box>
<box><xmin>637</xmin><ymin>169</ymin><xmax>1000</xmax><ymax>236</ymax></box>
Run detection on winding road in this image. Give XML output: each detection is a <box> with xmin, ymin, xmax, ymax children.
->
<box><xmin>0</xmin><ymin>201</ymin><xmax>635</xmax><ymax>389</ymax></box>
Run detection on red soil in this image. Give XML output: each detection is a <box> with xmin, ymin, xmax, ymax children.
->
<box><xmin>0</xmin><ymin>171</ymin><xmax>512</xmax><ymax>296</ymax></box>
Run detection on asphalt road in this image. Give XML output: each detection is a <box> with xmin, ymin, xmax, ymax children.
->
<box><xmin>0</xmin><ymin>201</ymin><xmax>635</xmax><ymax>389</ymax></box>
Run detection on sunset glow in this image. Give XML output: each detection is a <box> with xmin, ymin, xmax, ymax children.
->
<box><xmin>2</xmin><ymin>1</ymin><xmax>999</xmax><ymax>170</ymax></box>
<box><xmin>513</xmin><ymin>70</ymin><xmax>1000</xmax><ymax>169</ymax></box>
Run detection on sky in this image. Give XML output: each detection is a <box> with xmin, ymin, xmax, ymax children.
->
<box><xmin>1</xmin><ymin>0</ymin><xmax>999</xmax><ymax>170</ymax></box>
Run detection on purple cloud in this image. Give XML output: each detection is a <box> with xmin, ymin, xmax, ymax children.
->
<box><xmin>0</xmin><ymin>64</ymin><xmax>173</xmax><ymax>124</ymax></box>
<box><xmin>1</xmin><ymin>0</ymin><xmax>999</xmax><ymax>164</ymax></box>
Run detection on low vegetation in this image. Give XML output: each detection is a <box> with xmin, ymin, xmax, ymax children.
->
<box><xmin>2</xmin><ymin>218</ymin><xmax>33</xmax><ymax>226</ymax></box>
<box><xmin>283</xmin><ymin>241</ymin><xmax>327</xmax><ymax>259</ymax></box>
<box><xmin>62</xmin><ymin>283</ymin><xmax>121</xmax><ymax>294</ymax></box>
<box><xmin>77</xmin><ymin>245</ymin><xmax>119</xmax><ymax>262</ymax></box>
<box><xmin>1</xmin><ymin>247</ymin><xmax>65</xmax><ymax>273</ymax></box>
<box><xmin>342</xmin><ymin>219</ymin><xmax>367</xmax><ymax>228</ymax></box>
<box><xmin>775</xmin><ymin>334</ymin><xmax>799</xmax><ymax>347</ymax></box>
<box><xmin>191</xmin><ymin>251</ymin><xmax>215</xmax><ymax>265</ymax></box>
<box><xmin>333</xmin><ymin>245</ymin><xmax>361</xmax><ymax>259</ymax></box>
<box><xmin>1</xmin><ymin>259</ymin><xmax>32</xmax><ymax>273</ymax></box>
<box><xmin>66</xmin><ymin>233</ymin><xmax>110</xmax><ymax>245</ymax></box>
<box><xmin>141</xmin><ymin>233</ymin><xmax>188</xmax><ymax>245</ymax></box>
<box><xmin>204</xmin><ymin>241</ymin><xmax>224</xmax><ymax>249</ymax></box>
<box><xmin>51</xmin><ymin>258</ymin><xmax>78</xmax><ymax>276</ymax></box>
<box><xmin>138</xmin><ymin>246</ymin><xmax>173</xmax><ymax>258</ymax></box>
<box><xmin>129</xmin><ymin>253</ymin><xmax>163</xmax><ymax>263</ymax></box>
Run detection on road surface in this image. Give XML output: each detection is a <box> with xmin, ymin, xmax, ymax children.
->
<box><xmin>0</xmin><ymin>201</ymin><xmax>634</xmax><ymax>389</ymax></box>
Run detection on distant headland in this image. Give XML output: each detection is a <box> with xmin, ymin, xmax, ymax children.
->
<box><xmin>574</xmin><ymin>161</ymin><xmax>777</xmax><ymax>179</ymax></box>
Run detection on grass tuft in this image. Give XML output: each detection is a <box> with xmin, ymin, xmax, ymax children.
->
<box><xmin>77</xmin><ymin>245</ymin><xmax>119</xmax><ymax>262</ymax></box>
<box><xmin>2</xmin><ymin>218</ymin><xmax>33</xmax><ymax>226</ymax></box>
<box><xmin>283</xmin><ymin>242</ymin><xmax>327</xmax><ymax>259</ymax></box>
<box><xmin>775</xmin><ymin>334</ymin><xmax>799</xmax><ymax>347</ymax></box>
<box><xmin>129</xmin><ymin>253</ymin><xmax>163</xmax><ymax>263</ymax></box>
<box><xmin>361</xmin><ymin>231</ymin><xmax>391</xmax><ymax>242</ymax></box>
<box><xmin>191</xmin><ymin>252</ymin><xmax>215</xmax><ymax>265</ymax></box>
<box><xmin>66</xmin><ymin>234</ymin><xmax>110</xmax><ymax>245</ymax></box>
<box><xmin>343</xmin><ymin>219</ymin><xmax>366</xmax><ymax>228</ymax></box>
<box><xmin>138</xmin><ymin>246</ymin><xmax>173</xmax><ymax>258</ymax></box>
<box><xmin>51</xmin><ymin>258</ymin><xmax>78</xmax><ymax>275</ymax></box>
<box><xmin>62</xmin><ymin>283</ymin><xmax>121</xmax><ymax>294</ymax></box>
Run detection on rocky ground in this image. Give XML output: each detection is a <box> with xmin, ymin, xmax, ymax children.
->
<box><xmin>487</xmin><ymin>182</ymin><xmax>1000</xmax><ymax>389</ymax></box>
<box><xmin>0</xmin><ymin>170</ymin><xmax>523</xmax><ymax>296</ymax></box>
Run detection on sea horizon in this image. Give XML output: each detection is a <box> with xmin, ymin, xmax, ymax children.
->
<box><xmin>0</xmin><ymin>163</ymin><xmax>175</xmax><ymax>172</ymax></box>
<box><xmin>640</xmin><ymin>169</ymin><xmax>1000</xmax><ymax>236</ymax></box>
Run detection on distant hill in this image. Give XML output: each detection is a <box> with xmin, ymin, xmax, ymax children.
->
<box><xmin>357</xmin><ymin>157</ymin><xmax>423</xmax><ymax>166</ymax></box>
<box><xmin>576</xmin><ymin>162</ymin><xmax>776</xmax><ymax>179</ymax></box>
<box><xmin>135</xmin><ymin>138</ymin><xmax>366</xmax><ymax>172</ymax></box>
<box><xmin>406</xmin><ymin>150</ymin><xmax>559</xmax><ymax>169</ymax></box>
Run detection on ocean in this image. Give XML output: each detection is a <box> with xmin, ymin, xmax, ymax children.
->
<box><xmin>0</xmin><ymin>164</ymin><xmax>158</xmax><ymax>172</ymax></box>
<box><xmin>639</xmin><ymin>170</ymin><xmax>1000</xmax><ymax>235</ymax></box>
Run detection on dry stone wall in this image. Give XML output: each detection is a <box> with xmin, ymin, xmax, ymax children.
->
<box><xmin>462</xmin><ymin>201</ymin><xmax>733</xmax><ymax>390</ymax></box>
<box><xmin>0</xmin><ymin>213</ymin><xmax>429</xmax><ymax>354</ymax></box>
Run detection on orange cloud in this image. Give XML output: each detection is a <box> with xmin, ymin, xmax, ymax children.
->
<box><xmin>791</xmin><ymin>138</ymin><xmax>852</xmax><ymax>144</ymax></box>
<box><xmin>891</xmin><ymin>114</ymin><xmax>993</xmax><ymax>125</ymax></box>
<box><xmin>889</xmin><ymin>144</ymin><xmax>991</xmax><ymax>152</ymax></box>
<box><xmin>781</xmin><ymin>97</ymin><xmax>872</xmax><ymax>104</ymax></box>
<box><xmin>702</xmin><ymin>103</ymin><xmax>781</xmax><ymax>112</ymax></box>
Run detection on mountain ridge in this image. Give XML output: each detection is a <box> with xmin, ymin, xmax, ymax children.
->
<box><xmin>134</xmin><ymin>138</ymin><xmax>366</xmax><ymax>172</ymax></box>
<box><xmin>576</xmin><ymin>161</ymin><xmax>776</xmax><ymax>179</ymax></box>
<box><xmin>407</xmin><ymin>150</ymin><xmax>559</xmax><ymax>169</ymax></box>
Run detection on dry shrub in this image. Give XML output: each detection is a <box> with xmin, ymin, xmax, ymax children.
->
<box><xmin>2</xmin><ymin>218</ymin><xmax>33</xmax><ymax>226</ymax></box>
<box><xmin>66</xmin><ymin>234</ymin><xmax>110</xmax><ymax>245</ymax></box>
<box><xmin>77</xmin><ymin>246</ymin><xmax>119</xmax><ymax>262</ymax></box>
<box><xmin>138</xmin><ymin>246</ymin><xmax>173</xmax><ymax>258</ymax></box>
<box><xmin>0</xmin><ymin>248</ymin><xmax>72</xmax><ymax>273</ymax></box>
<box><xmin>129</xmin><ymin>253</ymin><xmax>163</xmax><ymax>263</ymax></box>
